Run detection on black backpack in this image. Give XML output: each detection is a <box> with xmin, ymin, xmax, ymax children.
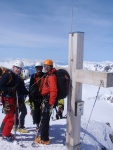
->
<box><xmin>0</xmin><ymin>67</ymin><xmax>12</xmax><ymax>84</ymax></box>
<box><xmin>54</xmin><ymin>69</ymin><xmax>70</xmax><ymax>107</ymax></box>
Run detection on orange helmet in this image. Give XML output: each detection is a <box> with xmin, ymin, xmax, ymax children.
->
<box><xmin>44</xmin><ymin>59</ymin><xmax>53</xmax><ymax>66</ymax></box>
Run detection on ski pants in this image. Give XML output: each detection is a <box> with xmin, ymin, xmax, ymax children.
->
<box><xmin>16</xmin><ymin>103</ymin><xmax>27</xmax><ymax>128</ymax></box>
<box><xmin>32</xmin><ymin>100</ymin><xmax>41</xmax><ymax>125</ymax></box>
<box><xmin>2</xmin><ymin>105</ymin><xmax>16</xmax><ymax>137</ymax></box>
<box><xmin>40</xmin><ymin>111</ymin><xmax>50</xmax><ymax>141</ymax></box>
<box><xmin>19</xmin><ymin>103</ymin><xmax>27</xmax><ymax>127</ymax></box>
<box><xmin>40</xmin><ymin>97</ymin><xmax>50</xmax><ymax>141</ymax></box>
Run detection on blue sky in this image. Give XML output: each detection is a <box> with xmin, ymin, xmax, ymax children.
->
<box><xmin>0</xmin><ymin>0</ymin><xmax>113</xmax><ymax>63</ymax></box>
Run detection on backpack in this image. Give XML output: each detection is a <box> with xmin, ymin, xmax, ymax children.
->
<box><xmin>0</xmin><ymin>67</ymin><xmax>12</xmax><ymax>84</ymax></box>
<box><xmin>54</xmin><ymin>69</ymin><xmax>70</xmax><ymax>107</ymax></box>
<box><xmin>0</xmin><ymin>67</ymin><xmax>12</xmax><ymax>105</ymax></box>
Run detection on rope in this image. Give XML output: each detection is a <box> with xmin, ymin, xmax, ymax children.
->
<box><xmin>81</xmin><ymin>80</ymin><xmax>104</xmax><ymax>144</ymax></box>
<box><xmin>29</xmin><ymin>74</ymin><xmax>46</xmax><ymax>91</ymax></box>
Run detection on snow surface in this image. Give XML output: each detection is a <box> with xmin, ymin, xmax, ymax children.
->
<box><xmin>0</xmin><ymin>59</ymin><xmax>113</xmax><ymax>150</ymax></box>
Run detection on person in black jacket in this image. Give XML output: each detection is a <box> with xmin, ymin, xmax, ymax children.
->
<box><xmin>0</xmin><ymin>60</ymin><xmax>24</xmax><ymax>142</ymax></box>
<box><xmin>15</xmin><ymin>69</ymin><xmax>30</xmax><ymax>132</ymax></box>
<box><xmin>29</xmin><ymin>62</ymin><xmax>45</xmax><ymax>131</ymax></box>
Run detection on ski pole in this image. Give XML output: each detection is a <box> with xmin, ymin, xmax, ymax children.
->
<box><xmin>13</xmin><ymin>91</ymin><xmax>19</xmax><ymax>139</ymax></box>
<box><xmin>31</xmin><ymin>114</ymin><xmax>43</xmax><ymax>147</ymax></box>
<box><xmin>50</xmin><ymin>108</ymin><xmax>54</xmax><ymax>120</ymax></box>
<box><xmin>14</xmin><ymin>113</ymin><xmax>17</xmax><ymax>138</ymax></box>
<box><xmin>55</xmin><ymin>107</ymin><xmax>60</xmax><ymax>120</ymax></box>
<box><xmin>16</xmin><ymin>91</ymin><xmax>24</xmax><ymax>147</ymax></box>
<box><xmin>31</xmin><ymin>127</ymin><xmax>41</xmax><ymax>147</ymax></box>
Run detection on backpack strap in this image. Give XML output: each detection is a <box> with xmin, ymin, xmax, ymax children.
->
<box><xmin>7</xmin><ymin>71</ymin><xmax>12</xmax><ymax>85</ymax></box>
<box><xmin>1</xmin><ymin>67</ymin><xmax>6</xmax><ymax>75</ymax></box>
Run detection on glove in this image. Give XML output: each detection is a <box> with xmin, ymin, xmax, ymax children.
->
<box><xmin>30</xmin><ymin>103</ymin><xmax>35</xmax><ymax>110</ymax></box>
<box><xmin>4</xmin><ymin>103</ymin><xmax>10</xmax><ymax>112</ymax></box>
<box><xmin>43</xmin><ymin>101</ymin><xmax>53</xmax><ymax>113</ymax></box>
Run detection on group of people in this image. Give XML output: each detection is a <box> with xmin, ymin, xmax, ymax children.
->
<box><xmin>0</xmin><ymin>59</ymin><xmax>64</xmax><ymax>145</ymax></box>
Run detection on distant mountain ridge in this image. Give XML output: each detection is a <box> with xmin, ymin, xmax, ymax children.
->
<box><xmin>0</xmin><ymin>58</ymin><xmax>113</xmax><ymax>73</ymax></box>
<box><xmin>84</xmin><ymin>61</ymin><xmax>113</xmax><ymax>72</ymax></box>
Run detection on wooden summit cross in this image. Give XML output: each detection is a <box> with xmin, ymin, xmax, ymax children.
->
<box><xmin>66</xmin><ymin>32</ymin><xmax>113</xmax><ymax>150</ymax></box>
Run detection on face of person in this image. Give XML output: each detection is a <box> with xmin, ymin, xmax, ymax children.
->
<box><xmin>43</xmin><ymin>65</ymin><xmax>52</xmax><ymax>73</ymax></box>
<box><xmin>35</xmin><ymin>66</ymin><xmax>43</xmax><ymax>73</ymax></box>
<box><xmin>13</xmin><ymin>66</ymin><xmax>22</xmax><ymax>75</ymax></box>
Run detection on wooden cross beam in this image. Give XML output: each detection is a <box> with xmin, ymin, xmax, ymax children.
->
<box><xmin>66</xmin><ymin>32</ymin><xmax>113</xmax><ymax>150</ymax></box>
<box><xmin>75</xmin><ymin>69</ymin><xmax>113</xmax><ymax>87</ymax></box>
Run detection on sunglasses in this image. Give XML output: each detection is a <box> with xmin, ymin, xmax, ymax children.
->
<box><xmin>15</xmin><ymin>66</ymin><xmax>22</xmax><ymax>70</ymax></box>
<box><xmin>44</xmin><ymin>65</ymin><xmax>52</xmax><ymax>69</ymax></box>
<box><xmin>35</xmin><ymin>66</ymin><xmax>43</xmax><ymax>69</ymax></box>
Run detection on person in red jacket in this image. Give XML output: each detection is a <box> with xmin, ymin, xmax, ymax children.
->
<box><xmin>35</xmin><ymin>59</ymin><xmax>58</xmax><ymax>145</ymax></box>
<box><xmin>0</xmin><ymin>60</ymin><xmax>24</xmax><ymax>142</ymax></box>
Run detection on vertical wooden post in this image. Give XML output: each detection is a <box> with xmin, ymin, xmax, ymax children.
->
<box><xmin>66</xmin><ymin>32</ymin><xmax>84</xmax><ymax>150</ymax></box>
